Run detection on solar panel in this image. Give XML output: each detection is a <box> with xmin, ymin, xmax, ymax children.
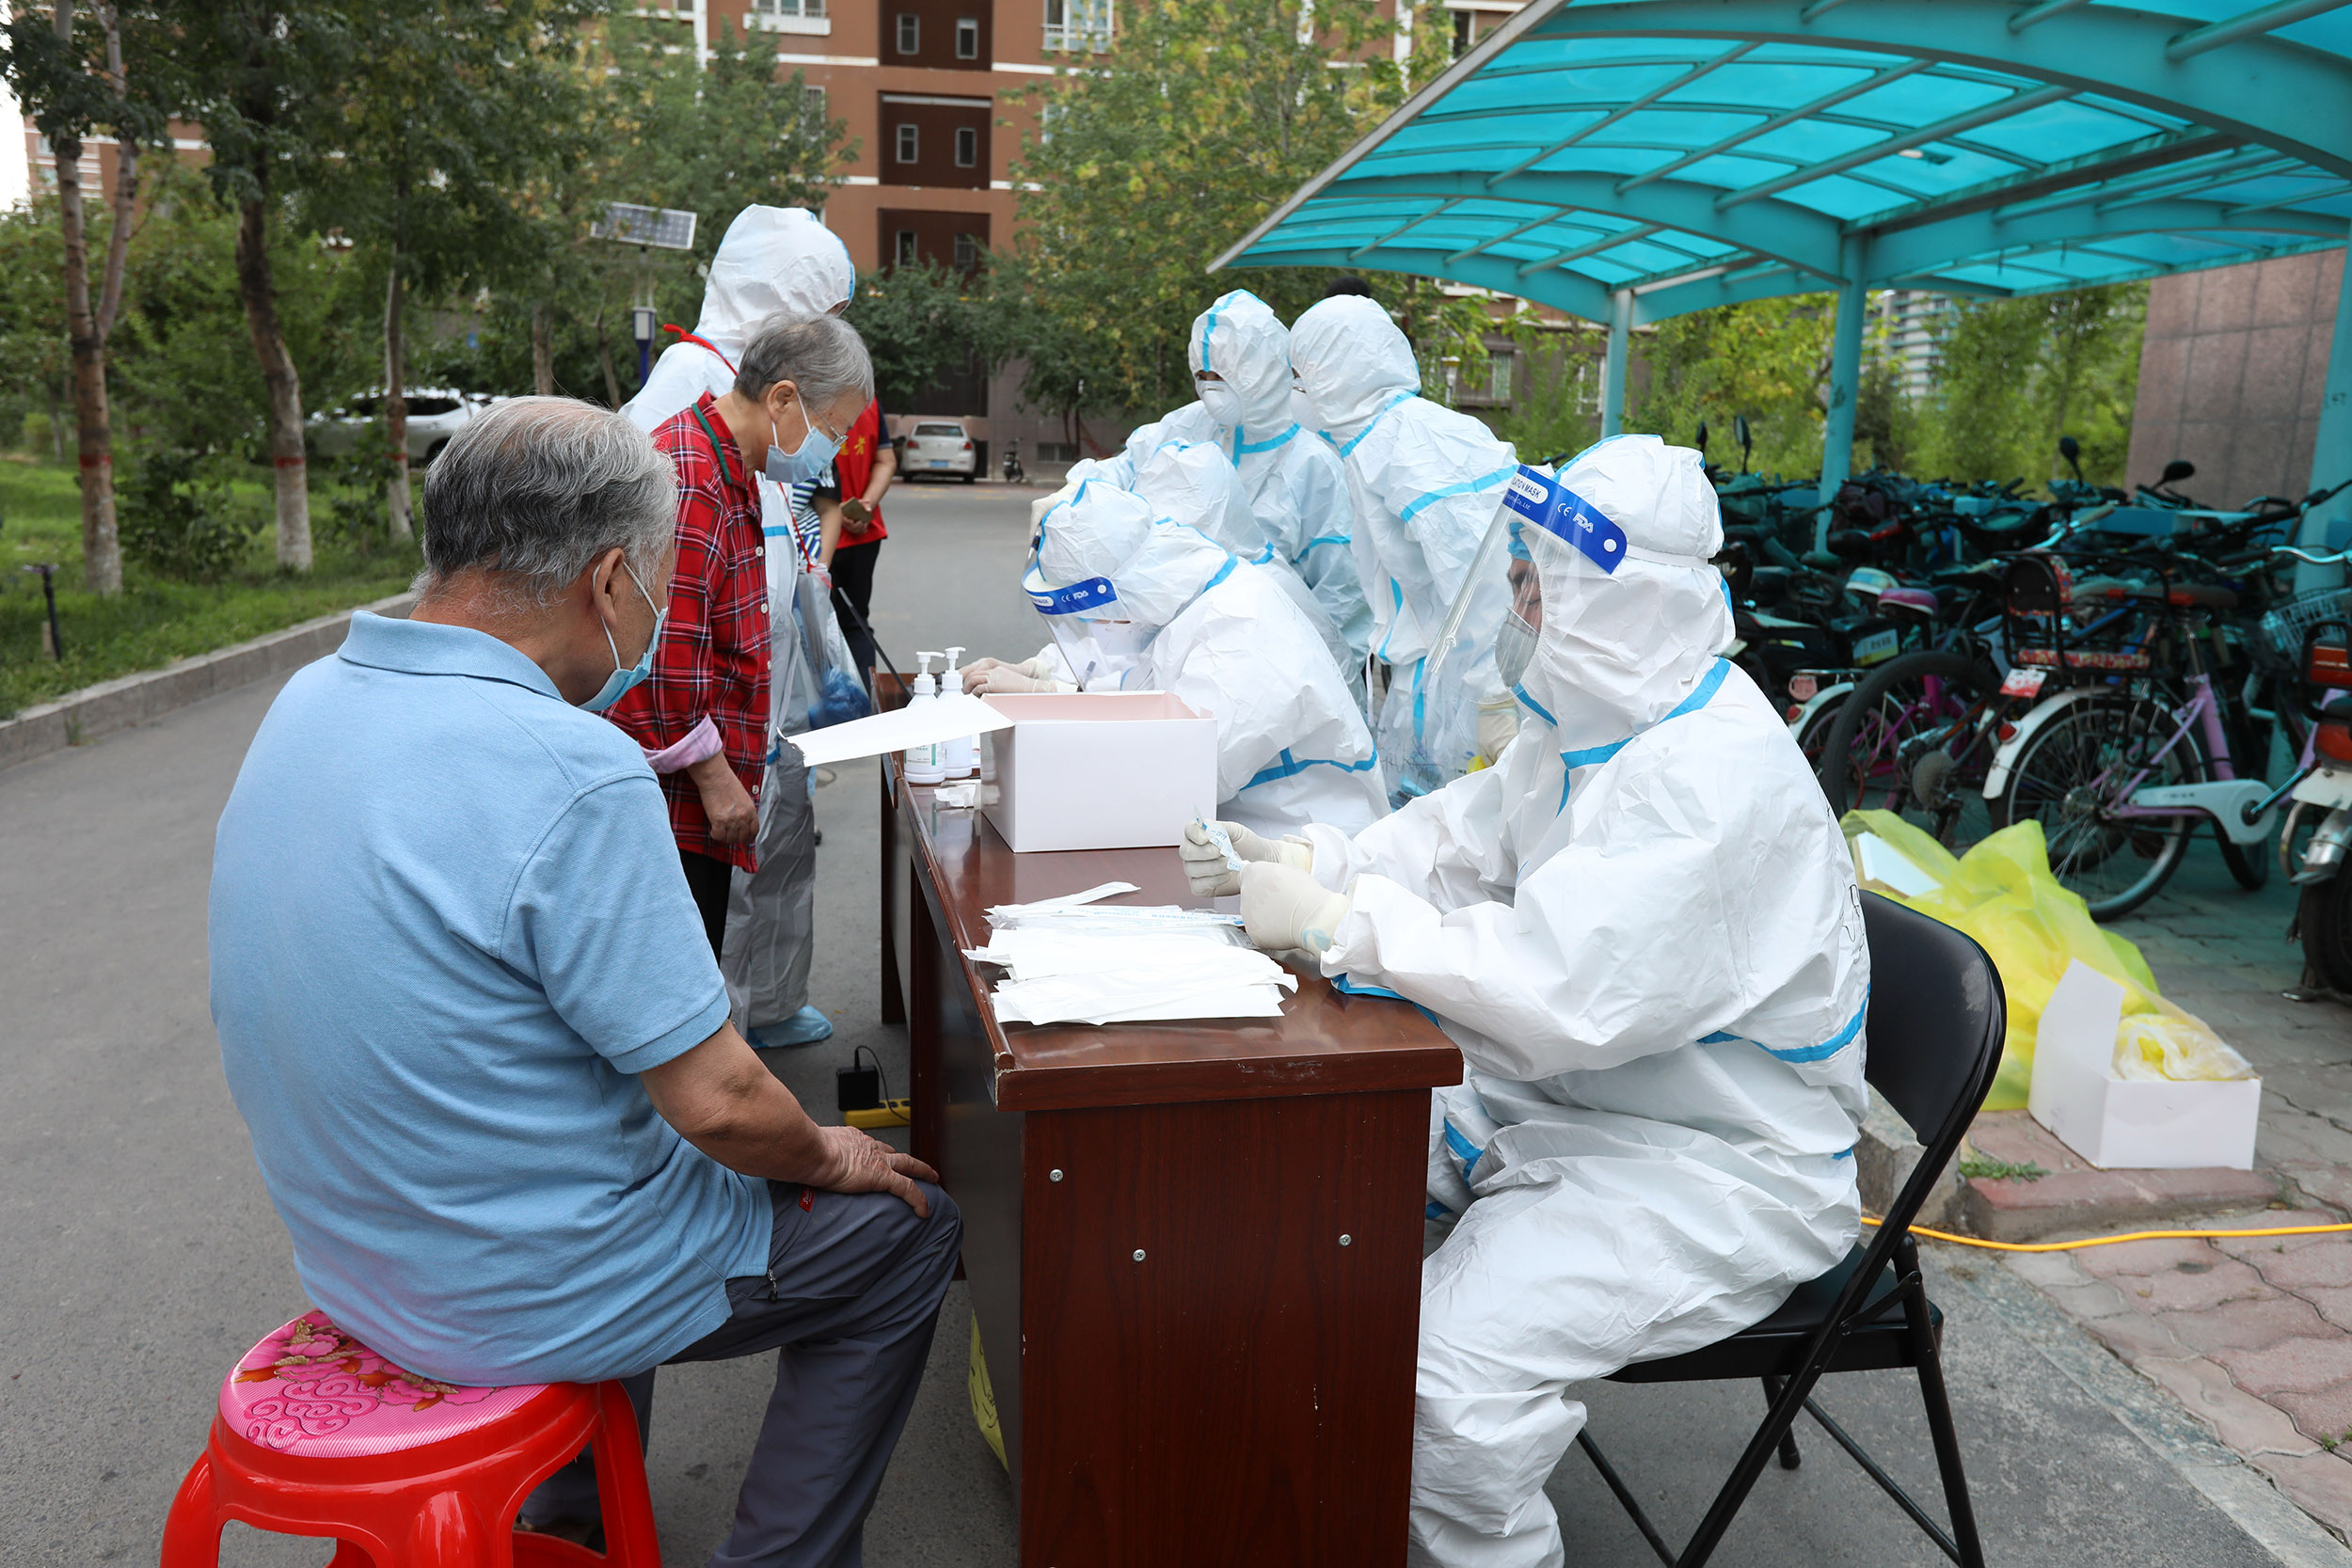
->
<box><xmin>593</xmin><ymin>203</ymin><xmax>699</xmax><ymax>251</ymax></box>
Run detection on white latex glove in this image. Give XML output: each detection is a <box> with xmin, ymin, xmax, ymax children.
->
<box><xmin>1240</xmin><ymin>861</ymin><xmax>1352</xmax><ymax>956</ymax></box>
<box><xmin>1179</xmin><ymin>819</ymin><xmax>1312</xmax><ymax>897</ymax></box>
<box><xmin>1029</xmin><ymin>483</ymin><xmax>1081</xmax><ymax>530</ymax></box>
<box><xmin>962</xmin><ymin>656</ymin><xmax>1068</xmax><ymax>695</ymax></box>
<box><xmin>1476</xmin><ymin>696</ymin><xmax>1520</xmax><ymax>767</ymax></box>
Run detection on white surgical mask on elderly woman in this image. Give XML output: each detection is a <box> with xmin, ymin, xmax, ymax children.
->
<box><xmin>767</xmin><ymin>397</ymin><xmax>844</xmax><ymax>488</ymax></box>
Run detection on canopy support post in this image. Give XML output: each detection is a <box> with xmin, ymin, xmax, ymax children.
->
<box><xmin>1817</xmin><ymin>232</ymin><xmax>1870</xmax><ymax>555</ymax></box>
<box><xmin>2298</xmin><ymin>240</ymin><xmax>2352</xmax><ymax>594</ymax></box>
<box><xmin>1600</xmin><ymin>288</ymin><xmax>1632</xmax><ymax>440</ymax></box>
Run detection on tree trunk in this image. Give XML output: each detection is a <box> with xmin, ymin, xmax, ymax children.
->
<box><xmin>234</xmin><ymin>195</ymin><xmax>312</xmax><ymax>570</ymax></box>
<box><xmin>532</xmin><ymin>301</ymin><xmax>554</xmax><ymax>396</ymax></box>
<box><xmin>97</xmin><ymin>2</ymin><xmax>136</xmax><ymax>342</ymax></box>
<box><xmin>596</xmin><ymin>309</ymin><xmax>622</xmax><ymax>408</ymax></box>
<box><xmin>51</xmin><ymin>0</ymin><xmax>121</xmax><ymax>595</ymax></box>
<box><xmin>384</xmin><ymin>257</ymin><xmax>412</xmax><ymax>540</ymax></box>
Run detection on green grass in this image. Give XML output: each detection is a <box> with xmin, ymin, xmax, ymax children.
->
<box><xmin>0</xmin><ymin>456</ymin><xmax>420</xmax><ymax>720</ymax></box>
<box><xmin>1957</xmin><ymin>1156</ymin><xmax>2050</xmax><ymax>1183</ymax></box>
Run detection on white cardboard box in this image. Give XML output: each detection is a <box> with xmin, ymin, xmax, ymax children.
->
<box><xmin>979</xmin><ymin>691</ymin><xmax>1220</xmax><ymax>852</ymax></box>
<box><xmin>2026</xmin><ymin>960</ymin><xmax>2262</xmax><ymax>1171</ymax></box>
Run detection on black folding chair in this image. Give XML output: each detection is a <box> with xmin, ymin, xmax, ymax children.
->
<box><xmin>1574</xmin><ymin>892</ymin><xmax>2006</xmax><ymax>1568</ymax></box>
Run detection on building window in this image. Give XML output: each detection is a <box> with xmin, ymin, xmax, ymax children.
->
<box><xmin>896</xmin><ymin>230</ymin><xmax>920</xmax><ymax>266</ymax></box>
<box><xmin>896</xmin><ymin>11</ymin><xmax>918</xmax><ymax>52</ymax></box>
<box><xmin>1042</xmin><ymin>0</ymin><xmax>1112</xmax><ymax>52</ymax></box>
<box><xmin>954</xmin><ymin>126</ymin><xmax>978</xmax><ymax>167</ymax></box>
<box><xmin>956</xmin><ymin>16</ymin><xmax>978</xmax><ymax>56</ymax></box>
<box><xmin>1452</xmin><ymin>9</ymin><xmax>1470</xmax><ymax>55</ymax></box>
<box><xmin>896</xmin><ymin>122</ymin><xmax>918</xmax><ymax>163</ymax></box>
<box><xmin>803</xmin><ymin>84</ymin><xmax>827</xmax><ymax>115</ymax></box>
<box><xmin>954</xmin><ymin>232</ymin><xmax>979</xmax><ymax>270</ymax></box>
<box><xmin>756</xmin><ymin>0</ymin><xmax>826</xmax><ymax>16</ymax></box>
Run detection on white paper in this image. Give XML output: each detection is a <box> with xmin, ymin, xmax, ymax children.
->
<box><xmin>983</xmin><ymin>882</ymin><xmax>1141</xmax><ymax>921</ymax></box>
<box><xmin>1853</xmin><ymin>832</ymin><xmax>1941</xmax><ymax>897</ymax></box>
<box><xmin>787</xmin><ymin>691</ymin><xmax>1013</xmax><ymax>768</ymax></box>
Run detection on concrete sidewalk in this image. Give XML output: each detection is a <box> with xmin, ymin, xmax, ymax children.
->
<box><xmin>1973</xmin><ymin>848</ymin><xmax>2352</xmax><ymax>1543</ymax></box>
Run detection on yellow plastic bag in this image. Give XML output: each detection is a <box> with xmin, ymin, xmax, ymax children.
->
<box><xmin>1840</xmin><ymin>811</ymin><xmax>2170</xmax><ymax>1109</ymax></box>
<box><xmin>969</xmin><ymin>1313</ymin><xmax>1007</xmax><ymax>1471</ymax></box>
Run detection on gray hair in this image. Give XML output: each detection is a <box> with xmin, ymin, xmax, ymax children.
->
<box><xmin>734</xmin><ymin>312</ymin><xmax>875</xmax><ymax>414</ymax></box>
<box><xmin>419</xmin><ymin>397</ymin><xmax>676</xmax><ymax>606</ymax></box>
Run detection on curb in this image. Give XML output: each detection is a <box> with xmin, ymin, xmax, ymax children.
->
<box><xmin>0</xmin><ymin>591</ymin><xmax>417</xmax><ymax>775</ymax></box>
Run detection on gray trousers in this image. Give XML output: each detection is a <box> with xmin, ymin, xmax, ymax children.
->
<box><xmin>526</xmin><ymin>1179</ymin><xmax>963</xmax><ymax>1567</ymax></box>
<box><xmin>723</xmin><ymin>744</ymin><xmax>817</xmax><ymax>1031</ymax></box>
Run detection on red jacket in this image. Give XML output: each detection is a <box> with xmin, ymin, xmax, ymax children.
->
<box><xmin>609</xmin><ymin>394</ymin><xmax>771</xmax><ymax>872</ymax></box>
<box><xmin>834</xmin><ymin>401</ymin><xmax>889</xmax><ymax>547</ymax></box>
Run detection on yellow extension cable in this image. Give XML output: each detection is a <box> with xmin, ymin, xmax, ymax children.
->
<box><xmin>1864</xmin><ymin>1215</ymin><xmax>2352</xmax><ymax>1253</ymax></box>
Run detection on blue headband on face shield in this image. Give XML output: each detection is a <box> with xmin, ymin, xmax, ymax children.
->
<box><xmin>1501</xmin><ymin>466</ymin><xmax>1629</xmax><ymax>574</ymax></box>
<box><xmin>1024</xmin><ymin>560</ymin><xmax>1120</xmax><ymax>615</ymax></box>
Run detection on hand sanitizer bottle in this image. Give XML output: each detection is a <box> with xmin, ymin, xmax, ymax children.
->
<box><xmin>903</xmin><ymin>652</ymin><xmax>946</xmax><ymax>785</ymax></box>
<box><xmin>940</xmin><ymin>645</ymin><xmax>978</xmax><ymax>779</ymax></box>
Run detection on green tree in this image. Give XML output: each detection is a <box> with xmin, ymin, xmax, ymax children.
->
<box><xmin>301</xmin><ymin>0</ymin><xmax>592</xmax><ymax>540</ymax></box>
<box><xmin>846</xmin><ymin>260</ymin><xmax>1022</xmax><ymax>414</ymax></box>
<box><xmin>1907</xmin><ymin>284</ymin><xmax>2145</xmax><ymax>488</ymax></box>
<box><xmin>1008</xmin><ymin>0</ymin><xmax>1403</xmax><ymax>428</ymax></box>
<box><xmin>173</xmin><ymin>0</ymin><xmax>359</xmax><ymax>571</ymax></box>
<box><xmin>2</xmin><ymin>0</ymin><xmax>180</xmax><ymax>594</ymax></box>
<box><xmin>1626</xmin><ymin>294</ymin><xmax>1836</xmax><ymax>477</ymax></box>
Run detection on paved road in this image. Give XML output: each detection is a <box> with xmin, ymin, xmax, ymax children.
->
<box><xmin>1</xmin><ymin>480</ymin><xmax>2336</xmax><ymax>1565</ymax></box>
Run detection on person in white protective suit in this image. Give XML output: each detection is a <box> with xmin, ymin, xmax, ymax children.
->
<box><xmin>1290</xmin><ymin>294</ymin><xmax>1522</xmax><ymax>802</ymax></box>
<box><xmin>622</xmin><ymin>206</ymin><xmax>857</xmax><ymax>1050</ymax></box>
<box><xmin>1120</xmin><ymin>438</ymin><xmax>1360</xmax><ymax>705</ymax></box>
<box><xmin>1180</xmin><ymin>436</ymin><xmax>1869</xmax><ymax>1568</ymax></box>
<box><xmin>962</xmin><ymin>482</ymin><xmax>1387</xmax><ymax>838</ymax></box>
<box><xmin>1122</xmin><ymin>291</ymin><xmax>1372</xmax><ymax>702</ymax></box>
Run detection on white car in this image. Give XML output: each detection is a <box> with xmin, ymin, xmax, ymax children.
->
<box><xmin>900</xmin><ymin>420</ymin><xmax>977</xmax><ymax>482</ymax></box>
<box><xmin>308</xmin><ymin>388</ymin><xmax>492</xmax><ymax>464</ymax></box>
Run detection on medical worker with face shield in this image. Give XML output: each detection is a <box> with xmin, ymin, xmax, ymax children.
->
<box><xmin>1182</xmin><ymin>435</ymin><xmax>1868</xmax><ymax>1568</ymax></box>
<box><xmin>1123</xmin><ymin>291</ymin><xmax>1373</xmax><ymax>699</ymax></box>
<box><xmin>620</xmin><ymin>206</ymin><xmax>858</xmax><ymax>1051</ymax></box>
<box><xmin>1290</xmin><ymin>294</ymin><xmax>1521</xmax><ymax>802</ymax></box>
<box><xmin>962</xmin><ymin>482</ymin><xmax>1387</xmax><ymax>838</ymax></box>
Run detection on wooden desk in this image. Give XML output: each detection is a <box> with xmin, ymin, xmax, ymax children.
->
<box><xmin>878</xmin><ymin>762</ymin><xmax>1460</xmax><ymax>1566</ymax></box>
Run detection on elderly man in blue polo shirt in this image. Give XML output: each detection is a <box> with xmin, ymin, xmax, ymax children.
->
<box><xmin>209</xmin><ymin>395</ymin><xmax>960</xmax><ymax>1564</ymax></box>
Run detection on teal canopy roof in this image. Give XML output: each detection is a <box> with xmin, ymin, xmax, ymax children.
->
<box><xmin>1213</xmin><ymin>0</ymin><xmax>2352</xmax><ymax>324</ymax></box>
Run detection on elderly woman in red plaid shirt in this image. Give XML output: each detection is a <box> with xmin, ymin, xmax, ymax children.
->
<box><xmin>610</xmin><ymin>314</ymin><xmax>875</xmax><ymax>959</ymax></box>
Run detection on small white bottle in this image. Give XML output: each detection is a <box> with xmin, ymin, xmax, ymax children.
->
<box><xmin>939</xmin><ymin>645</ymin><xmax>978</xmax><ymax>779</ymax></box>
<box><xmin>903</xmin><ymin>652</ymin><xmax>947</xmax><ymax>786</ymax></box>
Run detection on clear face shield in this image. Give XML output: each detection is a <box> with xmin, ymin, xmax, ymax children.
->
<box><xmin>1023</xmin><ymin>558</ymin><xmax>1153</xmax><ymax>689</ymax></box>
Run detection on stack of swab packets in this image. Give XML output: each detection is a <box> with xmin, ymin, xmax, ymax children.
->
<box><xmin>966</xmin><ymin>882</ymin><xmax>1296</xmax><ymax>1027</ymax></box>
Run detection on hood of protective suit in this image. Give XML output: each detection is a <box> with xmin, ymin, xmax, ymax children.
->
<box><xmin>1189</xmin><ymin>290</ymin><xmax>1295</xmax><ymax>437</ymax></box>
<box><xmin>1515</xmin><ymin>436</ymin><xmax>1731</xmax><ymax>752</ymax></box>
<box><xmin>1035</xmin><ymin>481</ymin><xmax>1232</xmax><ymax>629</ymax></box>
<box><xmin>1132</xmin><ymin>439</ymin><xmax>1269</xmax><ymax>559</ymax></box>
<box><xmin>695</xmin><ymin>207</ymin><xmax>855</xmax><ymax>352</ymax></box>
<box><xmin>1290</xmin><ymin>295</ymin><xmax>1420</xmax><ymax>438</ymax></box>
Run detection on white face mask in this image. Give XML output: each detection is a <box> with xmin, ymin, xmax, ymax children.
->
<box><xmin>1196</xmin><ymin>381</ymin><xmax>1246</xmax><ymax>429</ymax></box>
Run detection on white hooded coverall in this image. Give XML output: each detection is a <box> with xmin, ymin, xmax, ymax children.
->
<box><xmin>1125</xmin><ymin>290</ymin><xmax>1372</xmax><ymax>700</ymax></box>
<box><xmin>1028</xmin><ymin>482</ymin><xmax>1388</xmax><ymax>838</ymax></box>
<box><xmin>1291</xmin><ymin>436</ymin><xmax>1868</xmax><ymax>1568</ymax></box>
<box><xmin>618</xmin><ymin>204</ymin><xmax>858</xmax><ymax>1034</ymax></box>
<box><xmin>1291</xmin><ymin>294</ymin><xmax>1520</xmax><ymax>802</ymax></box>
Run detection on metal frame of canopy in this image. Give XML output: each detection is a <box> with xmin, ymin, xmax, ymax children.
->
<box><xmin>1213</xmin><ymin>0</ymin><xmax>2352</xmax><ymax>570</ymax></box>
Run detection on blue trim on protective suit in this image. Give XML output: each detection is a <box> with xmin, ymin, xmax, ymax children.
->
<box><xmin>1553</xmin><ymin>657</ymin><xmax>1732</xmax><ymax>812</ymax></box>
<box><xmin>1426</xmin><ymin>1199</ymin><xmax>1455</xmax><ymax>1220</ymax></box>
<box><xmin>1199</xmin><ymin>297</ymin><xmax>1227</xmax><ymax>374</ymax></box>
<box><xmin>1376</xmin><ymin>579</ymin><xmax>1404</xmax><ymax>660</ymax></box>
<box><xmin>1512</xmin><ymin>683</ymin><xmax>1557</xmax><ymax>726</ymax></box>
<box><xmin>1399</xmin><ymin>464</ymin><xmax>1517</xmax><ymax>525</ymax></box>
<box><xmin>1441</xmin><ymin>1118</ymin><xmax>1483</xmax><ymax>1181</ymax></box>
<box><xmin>1234</xmin><ymin>422</ymin><xmax>1300</xmax><ymax>457</ymax></box>
<box><xmin>1243</xmin><ymin>747</ymin><xmax>1380</xmax><ymax>789</ymax></box>
<box><xmin>1339</xmin><ymin>390</ymin><xmax>1416</xmax><ymax>457</ymax></box>
<box><xmin>1699</xmin><ymin>990</ymin><xmax>1869</xmax><ymax>1065</ymax></box>
<box><xmin>1200</xmin><ymin>555</ymin><xmax>1236</xmax><ymax>594</ymax></box>
<box><xmin>1293</xmin><ymin>532</ymin><xmax>1350</xmax><ymax>562</ymax></box>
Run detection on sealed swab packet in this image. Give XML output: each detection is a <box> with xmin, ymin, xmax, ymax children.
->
<box><xmin>1194</xmin><ymin>817</ymin><xmax>1246</xmax><ymax>873</ymax></box>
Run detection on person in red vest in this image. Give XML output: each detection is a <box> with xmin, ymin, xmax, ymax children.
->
<box><xmin>812</xmin><ymin>400</ymin><xmax>896</xmax><ymax>682</ymax></box>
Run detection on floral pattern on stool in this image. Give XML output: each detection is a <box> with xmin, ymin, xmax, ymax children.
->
<box><xmin>218</xmin><ymin>1311</ymin><xmax>545</xmax><ymax>1458</ymax></box>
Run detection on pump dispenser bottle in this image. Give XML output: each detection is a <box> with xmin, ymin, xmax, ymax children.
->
<box><xmin>940</xmin><ymin>645</ymin><xmax>978</xmax><ymax>779</ymax></box>
<box><xmin>903</xmin><ymin>652</ymin><xmax>947</xmax><ymax>785</ymax></box>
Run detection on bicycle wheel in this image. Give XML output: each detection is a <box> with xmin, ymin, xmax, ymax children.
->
<box><xmin>1988</xmin><ymin>691</ymin><xmax>2196</xmax><ymax>920</ymax></box>
<box><xmin>1820</xmin><ymin>650</ymin><xmax>2001</xmax><ymax>851</ymax></box>
<box><xmin>2217</xmin><ymin>823</ymin><xmax>2272</xmax><ymax>890</ymax></box>
<box><xmin>2300</xmin><ymin>871</ymin><xmax>2352</xmax><ymax>992</ymax></box>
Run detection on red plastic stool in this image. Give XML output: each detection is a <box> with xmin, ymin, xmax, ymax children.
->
<box><xmin>160</xmin><ymin>1310</ymin><xmax>659</xmax><ymax>1566</ymax></box>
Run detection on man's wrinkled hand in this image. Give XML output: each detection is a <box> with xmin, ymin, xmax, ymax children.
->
<box><xmin>812</xmin><ymin>1124</ymin><xmax>939</xmax><ymax>1216</ymax></box>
